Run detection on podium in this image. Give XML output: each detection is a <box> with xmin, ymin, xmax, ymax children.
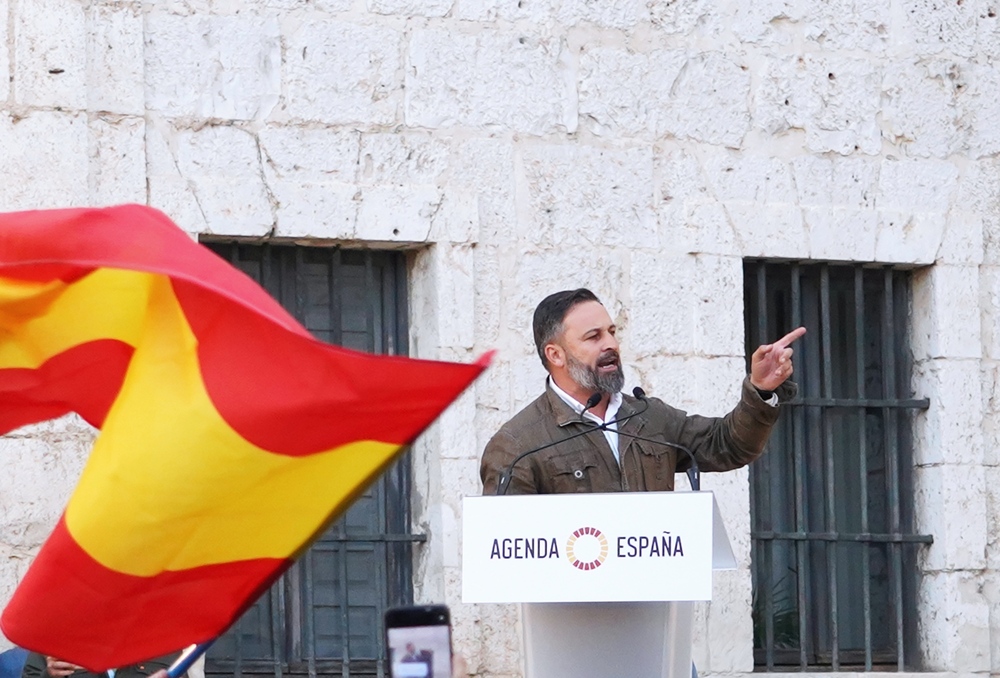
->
<box><xmin>462</xmin><ymin>492</ymin><xmax>736</xmax><ymax>678</ymax></box>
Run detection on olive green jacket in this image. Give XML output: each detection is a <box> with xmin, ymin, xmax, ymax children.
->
<box><xmin>481</xmin><ymin>376</ymin><xmax>796</xmax><ymax>495</ymax></box>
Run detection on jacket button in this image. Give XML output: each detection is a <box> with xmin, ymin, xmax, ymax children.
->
<box><xmin>573</xmin><ymin>469</ymin><xmax>584</xmax><ymax>479</ymax></box>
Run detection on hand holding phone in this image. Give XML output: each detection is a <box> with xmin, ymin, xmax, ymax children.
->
<box><xmin>385</xmin><ymin>605</ymin><xmax>452</xmax><ymax>678</ymax></box>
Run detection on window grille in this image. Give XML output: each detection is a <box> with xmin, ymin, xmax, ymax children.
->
<box><xmin>744</xmin><ymin>260</ymin><xmax>932</xmax><ymax>671</ymax></box>
<box><xmin>201</xmin><ymin>243</ymin><xmax>419</xmax><ymax>678</ymax></box>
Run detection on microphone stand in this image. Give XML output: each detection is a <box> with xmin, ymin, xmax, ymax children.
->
<box><xmin>496</xmin><ymin>390</ymin><xmax>651</xmax><ymax>495</ymax></box>
<box><xmin>613</xmin><ymin>429</ymin><xmax>700</xmax><ymax>491</ymax></box>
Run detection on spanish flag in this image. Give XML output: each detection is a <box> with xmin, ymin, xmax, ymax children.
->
<box><xmin>0</xmin><ymin>205</ymin><xmax>488</xmax><ymax>670</ymax></box>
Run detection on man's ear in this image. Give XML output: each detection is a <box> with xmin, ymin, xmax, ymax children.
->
<box><xmin>544</xmin><ymin>342</ymin><xmax>565</xmax><ymax>368</ymax></box>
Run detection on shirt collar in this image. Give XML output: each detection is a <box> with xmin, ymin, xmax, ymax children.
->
<box><xmin>547</xmin><ymin>377</ymin><xmax>623</xmax><ymax>424</ymax></box>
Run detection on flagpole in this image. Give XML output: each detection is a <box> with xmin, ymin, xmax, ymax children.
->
<box><xmin>167</xmin><ymin>640</ymin><xmax>215</xmax><ymax>678</ymax></box>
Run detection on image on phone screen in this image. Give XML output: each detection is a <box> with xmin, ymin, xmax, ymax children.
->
<box><xmin>386</xmin><ymin>623</ymin><xmax>451</xmax><ymax>678</ymax></box>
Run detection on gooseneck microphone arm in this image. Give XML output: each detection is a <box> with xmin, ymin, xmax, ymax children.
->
<box><xmin>495</xmin><ymin>388</ymin><xmax>650</xmax><ymax>495</ymax></box>
<box><xmin>629</xmin><ymin>389</ymin><xmax>701</xmax><ymax>491</ymax></box>
<box><xmin>613</xmin><ymin>430</ymin><xmax>701</xmax><ymax>491</ymax></box>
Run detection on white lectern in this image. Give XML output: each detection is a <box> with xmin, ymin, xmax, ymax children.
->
<box><xmin>462</xmin><ymin>492</ymin><xmax>736</xmax><ymax>678</ymax></box>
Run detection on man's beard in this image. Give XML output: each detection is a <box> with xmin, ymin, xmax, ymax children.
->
<box><xmin>566</xmin><ymin>349</ymin><xmax>625</xmax><ymax>396</ymax></box>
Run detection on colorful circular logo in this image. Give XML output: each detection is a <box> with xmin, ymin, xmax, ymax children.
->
<box><xmin>566</xmin><ymin>526</ymin><xmax>609</xmax><ymax>570</ymax></box>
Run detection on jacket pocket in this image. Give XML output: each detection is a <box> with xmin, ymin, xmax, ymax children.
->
<box><xmin>545</xmin><ymin>450</ymin><xmax>600</xmax><ymax>493</ymax></box>
<box><xmin>633</xmin><ymin>440</ymin><xmax>676</xmax><ymax>489</ymax></box>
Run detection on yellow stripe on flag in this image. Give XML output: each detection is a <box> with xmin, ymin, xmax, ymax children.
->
<box><xmin>0</xmin><ymin>270</ymin><xmax>147</xmax><ymax>369</ymax></box>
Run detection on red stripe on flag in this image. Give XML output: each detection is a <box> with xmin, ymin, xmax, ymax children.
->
<box><xmin>0</xmin><ymin>517</ymin><xmax>289</xmax><ymax>671</ymax></box>
<box><xmin>0</xmin><ymin>339</ymin><xmax>133</xmax><ymax>434</ymax></box>
<box><xmin>174</xmin><ymin>278</ymin><xmax>484</xmax><ymax>455</ymax></box>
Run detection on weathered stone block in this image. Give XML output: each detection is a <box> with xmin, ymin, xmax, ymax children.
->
<box><xmin>662</xmin><ymin>52</ymin><xmax>752</xmax><ymax>147</ymax></box>
<box><xmin>914</xmin><ymin>464</ymin><xmax>987</xmax><ymax>571</ymax></box>
<box><xmin>649</xmin><ymin>0</ymin><xmax>724</xmax><ymax>36</ymax></box>
<box><xmin>803</xmin><ymin>0</ymin><xmax>890</xmax><ymax>51</ymax></box>
<box><xmin>261</xmin><ymin>126</ymin><xmax>360</xmax><ymax>183</ymax></box>
<box><xmin>14</xmin><ymin>0</ymin><xmax>86</xmax><ymax>108</ymax></box>
<box><xmin>87</xmin><ymin>3</ymin><xmax>144</xmax><ymax>115</ymax></box>
<box><xmin>875</xmin><ymin>211</ymin><xmax>945</xmax><ymax>264</ymax></box>
<box><xmin>755</xmin><ymin>54</ymin><xmax>881</xmax><ymax>154</ymax></box>
<box><xmin>579</xmin><ymin>47</ymin><xmax>687</xmax><ymax>138</ymax></box>
<box><xmin>268</xmin><ymin>181</ymin><xmax>358</xmax><ymax>239</ymax></box>
<box><xmin>918</xmin><ymin>571</ymin><xmax>990</xmax><ymax>672</ymax></box>
<box><xmin>937</xmin><ymin>211</ymin><xmax>984</xmax><ymax>264</ymax></box>
<box><xmin>452</xmin><ymin>0</ymin><xmax>555</xmax><ymax>23</ymax></box>
<box><xmin>439</xmin><ymin>458</ymin><xmax>479</xmax><ymax>569</ymax></box>
<box><xmin>791</xmin><ymin>155</ymin><xmax>879</xmax><ymax>208</ymax></box>
<box><xmin>367</xmin><ymin>0</ymin><xmax>453</xmax><ymax>17</ymax></box>
<box><xmin>0</xmin><ymin>0</ymin><xmax>10</xmax><ymax>103</ymax></box>
<box><xmin>982</xmin><ymin>266</ymin><xmax>1000</xmax><ymax>359</ymax></box>
<box><xmin>706</xmin><ymin>568</ymin><xmax>755</xmax><ymax>672</ymax></box>
<box><xmin>913</xmin><ymin>358</ymin><xmax>985</xmax><ymax>466</ymax></box>
<box><xmin>424</xmin><ymin>244</ymin><xmax>476</xmax><ymax>350</ymax></box>
<box><xmin>0</xmin><ymin>550</ymin><xmax>33</xmax><ymax>631</ymax></box>
<box><xmin>0</xmin><ymin>111</ymin><xmax>89</xmax><ymax>211</ymax></box>
<box><xmin>406</xmin><ymin>28</ymin><xmax>573</xmax><ymax>134</ymax></box>
<box><xmin>982</xmin><ymin>361</ymin><xmax>1000</xmax><ymax>468</ymax></box>
<box><xmin>145</xmin><ymin>11</ymin><xmax>280</xmax><ymax>120</ymax></box>
<box><xmin>283</xmin><ymin>20</ymin><xmax>400</xmax><ymax>125</ymax></box>
<box><xmin>0</xmin><ymin>420</ymin><xmax>93</xmax><ymax>550</ymax></box>
<box><xmin>655</xmin><ymin>143</ymin><xmax>708</xmax><ymax>205</ymax></box>
<box><xmin>519</xmin><ymin>142</ymin><xmax>655</xmax><ymax>248</ymax></box>
<box><xmin>660</xmin><ymin>200</ymin><xmax>740</xmax><ymax>256</ymax></box>
<box><xmin>901</xmin><ymin>0</ymin><xmax>980</xmax><ymax>57</ymax></box>
<box><xmin>359</xmin><ymin>132</ymin><xmax>450</xmax><ymax>186</ymax></box>
<box><xmin>702</xmin><ymin>466</ymin><xmax>752</xmax><ymax>560</ymax></box>
<box><xmin>557</xmin><ymin>0</ymin><xmax>643</xmax><ymax>28</ymax></box>
<box><xmin>882</xmin><ymin>59</ymin><xmax>965</xmax><ymax>159</ymax></box>
<box><xmin>956</xmin><ymin>158</ymin><xmax>1000</xmax><ymax>229</ymax></box>
<box><xmin>258</xmin><ymin>126</ymin><xmax>360</xmax><ymax>238</ymax></box>
<box><xmin>89</xmin><ymin>115</ymin><xmax>146</xmax><ymax>206</ymax></box>
<box><xmin>985</xmin><ymin>465</ymin><xmax>1000</xmax><ymax>569</ymax></box>
<box><xmin>726</xmin><ymin>203</ymin><xmax>806</xmax><ymax>259</ymax></box>
<box><xmin>805</xmin><ymin>207</ymin><xmax>877</xmax><ymax>260</ymax></box>
<box><xmin>911</xmin><ymin>265</ymin><xmax>981</xmax><ymax>359</ymax></box>
<box><xmin>629</xmin><ymin>250</ymin><xmax>697</xmax><ymax>357</ymax></box>
<box><xmin>736</xmin><ymin>0</ymin><xmax>808</xmax><ymax>45</ymax></box>
<box><xmin>960</xmin><ymin>62</ymin><xmax>1000</xmax><ymax>158</ymax></box>
<box><xmin>877</xmin><ymin>157</ymin><xmax>959</xmax><ymax>214</ymax></box>
<box><xmin>702</xmin><ymin>150</ymin><xmax>797</xmax><ymax>203</ymax></box>
<box><xmin>694</xmin><ymin>255</ymin><xmax>745</xmax><ymax>356</ymax></box>
<box><xmin>173</xmin><ymin>125</ymin><xmax>274</xmax><ymax>236</ymax></box>
<box><xmin>450</xmin><ymin>137</ymin><xmax>516</xmax><ymax>244</ymax></box>
<box><xmin>355</xmin><ymin>184</ymin><xmax>441</xmax><ymax>242</ymax></box>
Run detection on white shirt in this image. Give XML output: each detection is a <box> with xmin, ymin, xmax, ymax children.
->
<box><xmin>548</xmin><ymin>378</ymin><xmax>624</xmax><ymax>464</ymax></box>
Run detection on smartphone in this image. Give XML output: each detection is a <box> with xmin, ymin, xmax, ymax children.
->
<box><xmin>384</xmin><ymin>604</ymin><xmax>452</xmax><ymax>678</ymax></box>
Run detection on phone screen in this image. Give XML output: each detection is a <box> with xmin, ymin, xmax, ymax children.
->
<box><xmin>386</xmin><ymin>606</ymin><xmax>452</xmax><ymax>678</ymax></box>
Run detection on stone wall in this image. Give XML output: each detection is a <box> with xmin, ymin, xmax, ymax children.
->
<box><xmin>1</xmin><ymin>1</ymin><xmax>999</xmax><ymax>676</ymax></box>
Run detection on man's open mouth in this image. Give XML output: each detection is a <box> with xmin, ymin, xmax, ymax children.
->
<box><xmin>597</xmin><ymin>352</ymin><xmax>619</xmax><ymax>370</ymax></box>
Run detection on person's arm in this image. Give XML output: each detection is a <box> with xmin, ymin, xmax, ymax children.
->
<box><xmin>480</xmin><ymin>428</ymin><xmax>538</xmax><ymax>495</ymax></box>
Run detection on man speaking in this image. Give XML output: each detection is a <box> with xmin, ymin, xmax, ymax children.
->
<box><xmin>480</xmin><ymin>288</ymin><xmax>805</xmax><ymax>495</ymax></box>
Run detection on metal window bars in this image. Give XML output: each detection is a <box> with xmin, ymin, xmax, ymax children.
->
<box><xmin>744</xmin><ymin>260</ymin><xmax>932</xmax><ymax>672</ymax></box>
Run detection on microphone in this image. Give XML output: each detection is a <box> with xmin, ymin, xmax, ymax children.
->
<box><xmin>495</xmin><ymin>389</ymin><xmax>651</xmax><ymax>495</ymax></box>
<box><xmin>579</xmin><ymin>392</ymin><xmax>602</xmax><ymax>421</ymax></box>
<box><xmin>622</xmin><ymin>389</ymin><xmax>701</xmax><ymax>491</ymax></box>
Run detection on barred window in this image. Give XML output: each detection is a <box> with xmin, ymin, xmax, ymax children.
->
<box><xmin>744</xmin><ymin>261</ymin><xmax>933</xmax><ymax>671</ymax></box>
<box><xmin>202</xmin><ymin>243</ymin><xmax>417</xmax><ymax>678</ymax></box>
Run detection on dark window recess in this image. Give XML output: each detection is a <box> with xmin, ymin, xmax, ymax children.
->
<box><xmin>201</xmin><ymin>243</ymin><xmax>419</xmax><ymax>678</ymax></box>
<box><xmin>744</xmin><ymin>261</ymin><xmax>933</xmax><ymax>672</ymax></box>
